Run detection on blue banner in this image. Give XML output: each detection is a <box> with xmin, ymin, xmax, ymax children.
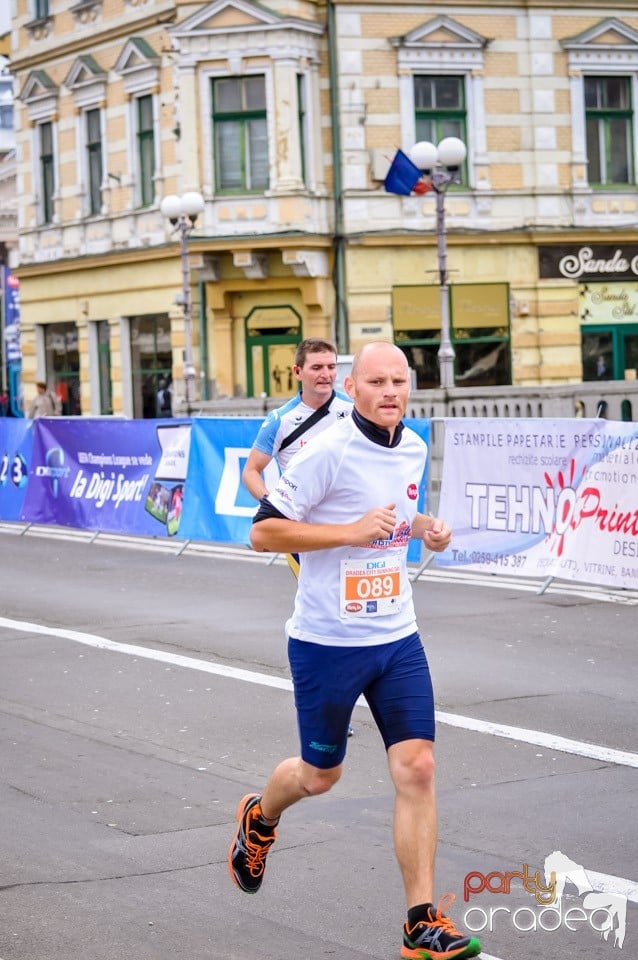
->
<box><xmin>3</xmin><ymin>268</ymin><xmax>21</xmax><ymax>363</ymax></box>
<box><xmin>179</xmin><ymin>418</ymin><xmax>264</xmax><ymax>544</ymax></box>
<box><xmin>0</xmin><ymin>418</ymin><xmax>33</xmax><ymax>520</ymax></box>
<box><xmin>21</xmin><ymin>418</ymin><xmax>191</xmax><ymax>537</ymax></box>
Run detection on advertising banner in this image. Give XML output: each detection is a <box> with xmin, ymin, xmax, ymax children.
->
<box><xmin>21</xmin><ymin>418</ymin><xmax>191</xmax><ymax>537</ymax></box>
<box><xmin>436</xmin><ymin>418</ymin><xmax>638</xmax><ymax>590</ymax></box>
<box><xmin>6</xmin><ymin>414</ymin><xmax>432</xmax><ymax>554</ymax></box>
<box><xmin>0</xmin><ymin>419</ymin><xmax>33</xmax><ymax>520</ymax></box>
<box><xmin>178</xmin><ymin>417</ymin><xmax>268</xmax><ymax>545</ymax></box>
<box><xmin>2</xmin><ymin>268</ymin><xmax>21</xmax><ymax>363</ymax></box>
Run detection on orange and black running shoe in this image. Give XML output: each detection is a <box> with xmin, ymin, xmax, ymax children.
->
<box><xmin>228</xmin><ymin>793</ymin><xmax>277</xmax><ymax>894</ymax></box>
<box><xmin>401</xmin><ymin>894</ymin><xmax>482</xmax><ymax>959</ymax></box>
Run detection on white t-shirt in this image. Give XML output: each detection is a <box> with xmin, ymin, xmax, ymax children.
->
<box><xmin>266</xmin><ymin>415</ymin><xmax>428</xmax><ymax>646</ymax></box>
<box><xmin>252</xmin><ymin>390</ymin><xmax>352</xmax><ymax>471</ymax></box>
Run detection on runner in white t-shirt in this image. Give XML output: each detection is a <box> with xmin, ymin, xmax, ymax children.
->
<box><xmin>228</xmin><ymin>341</ymin><xmax>482</xmax><ymax>960</ymax></box>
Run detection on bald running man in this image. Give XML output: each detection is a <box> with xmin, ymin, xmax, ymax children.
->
<box><xmin>229</xmin><ymin>341</ymin><xmax>481</xmax><ymax>960</ymax></box>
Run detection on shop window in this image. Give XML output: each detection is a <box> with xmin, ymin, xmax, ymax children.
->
<box><xmin>585</xmin><ymin>75</ymin><xmax>633</xmax><ymax>185</ymax></box>
<box><xmin>44</xmin><ymin>322</ymin><xmax>81</xmax><ymax>415</ymax></box>
<box><xmin>393</xmin><ymin>283</ymin><xmax>511</xmax><ymax>390</ymax></box>
<box><xmin>130</xmin><ymin>314</ymin><xmax>172</xmax><ymax>418</ymax></box>
<box><xmin>97</xmin><ymin>320</ymin><xmax>113</xmax><ymax>415</ymax></box>
<box><xmin>212</xmin><ymin>76</ymin><xmax>268</xmax><ymax>193</ymax></box>
<box><xmin>582</xmin><ymin>323</ymin><xmax>638</xmax><ymax>381</ymax></box>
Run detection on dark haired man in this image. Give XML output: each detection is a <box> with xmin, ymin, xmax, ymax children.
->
<box><xmin>242</xmin><ymin>337</ymin><xmax>352</xmax><ymax>504</ymax></box>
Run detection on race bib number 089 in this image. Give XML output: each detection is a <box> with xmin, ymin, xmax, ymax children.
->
<box><xmin>340</xmin><ymin>556</ymin><xmax>403</xmax><ymax>618</ymax></box>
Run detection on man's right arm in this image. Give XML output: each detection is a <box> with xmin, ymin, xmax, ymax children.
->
<box><xmin>242</xmin><ymin>448</ymin><xmax>274</xmax><ymax>500</ymax></box>
<box><xmin>250</xmin><ymin>503</ymin><xmax>398</xmax><ymax>554</ymax></box>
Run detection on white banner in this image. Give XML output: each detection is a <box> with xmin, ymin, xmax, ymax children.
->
<box><xmin>436</xmin><ymin>418</ymin><xmax>638</xmax><ymax>590</ymax></box>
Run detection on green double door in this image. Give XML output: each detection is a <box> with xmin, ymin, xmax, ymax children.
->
<box><xmin>245</xmin><ymin>305</ymin><xmax>301</xmax><ymax>399</ymax></box>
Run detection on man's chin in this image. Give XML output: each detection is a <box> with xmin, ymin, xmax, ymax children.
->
<box><xmin>375</xmin><ymin>410</ymin><xmax>402</xmax><ymax>426</ymax></box>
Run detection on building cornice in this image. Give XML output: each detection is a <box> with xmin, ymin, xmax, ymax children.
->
<box><xmin>347</xmin><ymin>228</ymin><xmax>638</xmax><ymax>249</ymax></box>
<box><xmin>327</xmin><ymin>0</ymin><xmax>628</xmax><ymax>7</ymax></box>
<box><xmin>13</xmin><ymin>234</ymin><xmax>334</xmax><ymax>278</ymax></box>
<box><xmin>9</xmin><ymin>5</ymin><xmax>176</xmax><ymax>73</ymax></box>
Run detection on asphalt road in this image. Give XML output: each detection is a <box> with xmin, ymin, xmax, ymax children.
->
<box><xmin>0</xmin><ymin>530</ymin><xmax>636</xmax><ymax>960</ymax></box>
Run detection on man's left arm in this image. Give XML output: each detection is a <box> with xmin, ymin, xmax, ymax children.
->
<box><xmin>412</xmin><ymin>513</ymin><xmax>452</xmax><ymax>553</ymax></box>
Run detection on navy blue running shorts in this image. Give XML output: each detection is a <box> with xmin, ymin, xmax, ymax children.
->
<box><xmin>287</xmin><ymin>631</ymin><xmax>435</xmax><ymax>770</ymax></box>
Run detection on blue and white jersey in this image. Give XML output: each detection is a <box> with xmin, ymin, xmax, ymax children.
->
<box><xmin>253</xmin><ymin>390</ymin><xmax>352</xmax><ymax>471</ymax></box>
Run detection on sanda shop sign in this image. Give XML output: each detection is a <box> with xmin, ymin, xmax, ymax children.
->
<box><xmin>539</xmin><ymin>244</ymin><xmax>638</xmax><ymax>280</ymax></box>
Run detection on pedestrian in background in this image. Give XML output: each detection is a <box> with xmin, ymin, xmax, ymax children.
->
<box><xmin>157</xmin><ymin>376</ymin><xmax>173</xmax><ymax>417</ymax></box>
<box><xmin>27</xmin><ymin>381</ymin><xmax>60</xmax><ymax>418</ymax></box>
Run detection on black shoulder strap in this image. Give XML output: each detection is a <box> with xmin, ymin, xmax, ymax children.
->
<box><xmin>278</xmin><ymin>391</ymin><xmax>335</xmax><ymax>453</ymax></box>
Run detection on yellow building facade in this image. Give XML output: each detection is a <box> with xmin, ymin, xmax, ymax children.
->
<box><xmin>9</xmin><ymin>0</ymin><xmax>638</xmax><ymax>415</ymax></box>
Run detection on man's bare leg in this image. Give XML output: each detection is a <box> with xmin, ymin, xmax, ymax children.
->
<box><xmin>259</xmin><ymin>757</ymin><xmax>342</xmax><ymax>820</ymax></box>
<box><xmin>387</xmin><ymin>738</ymin><xmax>437</xmax><ymax>906</ymax></box>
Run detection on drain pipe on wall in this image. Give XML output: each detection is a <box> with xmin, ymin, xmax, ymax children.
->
<box><xmin>327</xmin><ymin>0</ymin><xmax>349</xmax><ymax>354</ymax></box>
<box><xmin>198</xmin><ymin>279</ymin><xmax>209</xmax><ymax>401</ymax></box>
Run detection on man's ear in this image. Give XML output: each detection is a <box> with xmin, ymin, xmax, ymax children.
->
<box><xmin>344</xmin><ymin>375</ymin><xmax>355</xmax><ymax>399</ymax></box>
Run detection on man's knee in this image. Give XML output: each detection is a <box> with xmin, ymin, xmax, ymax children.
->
<box><xmin>388</xmin><ymin>740</ymin><xmax>435</xmax><ymax>791</ymax></box>
<box><xmin>300</xmin><ymin>762</ymin><xmax>342</xmax><ymax>797</ymax></box>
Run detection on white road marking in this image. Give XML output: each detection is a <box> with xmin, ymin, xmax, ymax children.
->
<box><xmin>586</xmin><ymin>870</ymin><xmax>638</xmax><ymax>904</ymax></box>
<box><xmin>436</xmin><ymin>711</ymin><xmax>638</xmax><ymax>769</ymax></box>
<box><xmin>2</xmin><ymin>616</ymin><xmax>637</xmax><ymax>773</ymax></box>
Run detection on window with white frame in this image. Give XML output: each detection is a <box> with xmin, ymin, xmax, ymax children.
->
<box><xmin>297</xmin><ymin>73</ymin><xmax>308</xmax><ymax>187</ymax></box>
<box><xmin>561</xmin><ymin>18</ymin><xmax>638</xmax><ymax>191</ymax></box>
<box><xmin>19</xmin><ymin>69</ymin><xmax>59</xmax><ymax>225</ymax></box>
<box><xmin>584</xmin><ymin>75</ymin><xmax>634</xmax><ymax>186</ymax></box>
<box><xmin>34</xmin><ymin>0</ymin><xmax>50</xmax><ymax>20</ymax></box>
<box><xmin>394</xmin><ymin>15</ymin><xmax>489</xmax><ymax>190</ymax></box>
<box><xmin>112</xmin><ymin>38</ymin><xmax>161</xmax><ymax>208</ymax></box>
<box><xmin>212</xmin><ymin>76</ymin><xmax>268</xmax><ymax>193</ymax></box>
<box><xmin>85</xmin><ymin>108</ymin><xmax>103</xmax><ymax>215</ymax></box>
<box><xmin>414</xmin><ymin>75</ymin><xmax>468</xmax><ymax>182</ymax></box>
<box><xmin>62</xmin><ymin>56</ymin><xmax>108</xmax><ymax>217</ymax></box>
<box><xmin>135</xmin><ymin>93</ymin><xmax>155</xmax><ymax>208</ymax></box>
<box><xmin>38</xmin><ymin>120</ymin><xmax>55</xmax><ymax>224</ymax></box>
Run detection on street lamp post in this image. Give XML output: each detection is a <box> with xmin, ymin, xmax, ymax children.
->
<box><xmin>409</xmin><ymin>137</ymin><xmax>467</xmax><ymax>390</ymax></box>
<box><xmin>160</xmin><ymin>190</ymin><xmax>205</xmax><ymax>415</ymax></box>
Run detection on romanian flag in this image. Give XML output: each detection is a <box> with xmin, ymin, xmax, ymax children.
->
<box><xmin>384</xmin><ymin>149</ymin><xmax>432</xmax><ymax>196</ymax></box>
